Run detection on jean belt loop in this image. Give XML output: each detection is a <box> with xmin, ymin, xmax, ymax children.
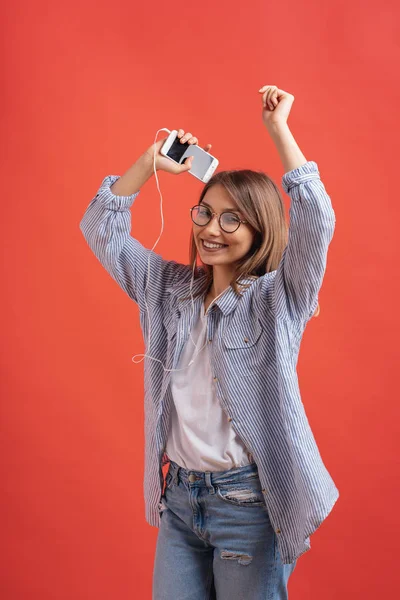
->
<box><xmin>205</xmin><ymin>471</ymin><xmax>216</xmax><ymax>494</ymax></box>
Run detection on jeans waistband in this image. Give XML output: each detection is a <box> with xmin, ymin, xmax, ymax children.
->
<box><xmin>167</xmin><ymin>458</ymin><xmax>259</xmax><ymax>486</ymax></box>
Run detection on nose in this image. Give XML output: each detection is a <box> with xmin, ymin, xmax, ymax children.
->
<box><xmin>204</xmin><ymin>214</ymin><xmax>223</xmax><ymax>236</ymax></box>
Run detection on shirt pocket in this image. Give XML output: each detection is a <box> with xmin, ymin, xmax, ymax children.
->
<box><xmin>222</xmin><ymin>316</ymin><xmax>263</xmax><ymax>375</ymax></box>
<box><xmin>160</xmin><ymin>311</ymin><xmax>179</xmax><ymax>371</ymax></box>
<box><xmin>163</xmin><ymin>310</ymin><xmax>178</xmax><ymax>341</ymax></box>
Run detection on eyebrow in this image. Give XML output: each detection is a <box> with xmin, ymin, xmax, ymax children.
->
<box><xmin>201</xmin><ymin>200</ymin><xmax>242</xmax><ymax>214</ymax></box>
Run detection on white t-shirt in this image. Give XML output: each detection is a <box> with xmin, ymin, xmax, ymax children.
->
<box><xmin>166</xmin><ymin>298</ymin><xmax>252</xmax><ymax>472</ymax></box>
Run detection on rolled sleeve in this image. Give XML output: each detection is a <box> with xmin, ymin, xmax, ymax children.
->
<box><xmin>274</xmin><ymin>161</ymin><xmax>336</xmax><ymax>322</ymax></box>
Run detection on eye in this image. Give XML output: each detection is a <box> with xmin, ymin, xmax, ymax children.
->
<box><xmin>198</xmin><ymin>207</ymin><xmax>211</xmax><ymax>217</ymax></box>
<box><xmin>223</xmin><ymin>212</ymin><xmax>240</xmax><ymax>224</ymax></box>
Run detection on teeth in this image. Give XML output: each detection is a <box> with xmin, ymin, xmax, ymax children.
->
<box><xmin>203</xmin><ymin>240</ymin><xmax>226</xmax><ymax>249</ymax></box>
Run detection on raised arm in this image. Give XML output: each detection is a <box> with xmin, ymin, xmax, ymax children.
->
<box><xmin>79</xmin><ymin>151</ymin><xmax>190</xmax><ymax>312</ymax></box>
<box><xmin>79</xmin><ymin>131</ymin><xmax>213</xmax><ymax>313</ymax></box>
<box><xmin>258</xmin><ymin>85</ymin><xmax>336</xmax><ymax>321</ymax></box>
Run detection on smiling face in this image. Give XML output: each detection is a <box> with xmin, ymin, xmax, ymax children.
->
<box><xmin>193</xmin><ymin>183</ymin><xmax>255</xmax><ymax>269</ymax></box>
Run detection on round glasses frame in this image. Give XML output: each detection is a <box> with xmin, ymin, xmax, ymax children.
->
<box><xmin>190</xmin><ymin>205</ymin><xmax>248</xmax><ymax>234</ymax></box>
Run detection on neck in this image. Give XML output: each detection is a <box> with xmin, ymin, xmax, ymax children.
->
<box><xmin>209</xmin><ymin>265</ymin><xmax>236</xmax><ymax>298</ymax></box>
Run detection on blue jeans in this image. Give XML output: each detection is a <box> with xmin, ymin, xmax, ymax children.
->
<box><xmin>153</xmin><ymin>459</ymin><xmax>297</xmax><ymax>599</ymax></box>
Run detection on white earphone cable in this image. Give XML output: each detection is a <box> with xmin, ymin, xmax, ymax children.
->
<box><xmin>131</xmin><ymin>128</ymin><xmax>209</xmax><ymax>372</ymax></box>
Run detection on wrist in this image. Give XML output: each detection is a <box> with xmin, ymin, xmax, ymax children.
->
<box><xmin>265</xmin><ymin>121</ymin><xmax>290</xmax><ymax>137</ymax></box>
<box><xmin>110</xmin><ymin>152</ymin><xmax>156</xmax><ymax>196</ymax></box>
<box><xmin>140</xmin><ymin>151</ymin><xmax>158</xmax><ymax>173</ymax></box>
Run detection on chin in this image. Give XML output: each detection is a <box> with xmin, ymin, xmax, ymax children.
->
<box><xmin>200</xmin><ymin>256</ymin><xmax>231</xmax><ymax>266</ymax></box>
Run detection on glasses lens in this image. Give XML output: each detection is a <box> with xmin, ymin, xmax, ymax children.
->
<box><xmin>192</xmin><ymin>205</ymin><xmax>211</xmax><ymax>226</ymax></box>
<box><xmin>220</xmin><ymin>212</ymin><xmax>241</xmax><ymax>232</ymax></box>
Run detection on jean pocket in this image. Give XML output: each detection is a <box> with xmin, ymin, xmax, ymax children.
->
<box><xmin>216</xmin><ymin>479</ymin><xmax>266</xmax><ymax>508</ymax></box>
<box><xmin>165</xmin><ymin>470</ymin><xmax>176</xmax><ymax>491</ymax></box>
<box><xmin>158</xmin><ymin>495</ymin><xmax>168</xmax><ymax>519</ymax></box>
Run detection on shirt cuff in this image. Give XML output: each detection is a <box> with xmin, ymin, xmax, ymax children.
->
<box><xmin>96</xmin><ymin>174</ymin><xmax>140</xmax><ymax>211</ymax></box>
<box><xmin>281</xmin><ymin>161</ymin><xmax>320</xmax><ymax>194</ymax></box>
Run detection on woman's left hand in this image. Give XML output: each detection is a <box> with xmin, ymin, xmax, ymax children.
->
<box><xmin>258</xmin><ymin>85</ymin><xmax>295</xmax><ymax>129</ymax></box>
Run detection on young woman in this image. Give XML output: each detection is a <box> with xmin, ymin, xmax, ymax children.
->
<box><xmin>80</xmin><ymin>84</ymin><xmax>339</xmax><ymax>599</ymax></box>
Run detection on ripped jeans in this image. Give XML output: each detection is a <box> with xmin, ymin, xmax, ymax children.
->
<box><xmin>152</xmin><ymin>459</ymin><xmax>297</xmax><ymax>600</ymax></box>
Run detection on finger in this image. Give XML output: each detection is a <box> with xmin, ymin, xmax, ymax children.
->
<box><xmin>259</xmin><ymin>86</ymin><xmax>277</xmax><ymax>109</ymax></box>
<box><xmin>258</xmin><ymin>84</ymin><xmax>274</xmax><ymax>94</ymax></box>
<box><xmin>267</xmin><ymin>87</ymin><xmax>277</xmax><ymax>109</ymax></box>
<box><xmin>204</xmin><ymin>143</ymin><xmax>212</xmax><ymax>152</ymax></box>
<box><xmin>265</xmin><ymin>90</ymin><xmax>273</xmax><ymax>110</ymax></box>
<box><xmin>180</xmin><ymin>132</ymin><xmax>192</xmax><ymax>143</ymax></box>
<box><xmin>187</xmin><ymin>136</ymin><xmax>198</xmax><ymax>144</ymax></box>
<box><xmin>272</xmin><ymin>90</ymin><xmax>278</xmax><ymax>106</ymax></box>
<box><xmin>267</xmin><ymin>91</ymin><xmax>276</xmax><ymax>110</ymax></box>
<box><xmin>261</xmin><ymin>91</ymin><xmax>270</xmax><ymax>109</ymax></box>
<box><xmin>177</xmin><ymin>129</ymin><xmax>185</xmax><ymax>138</ymax></box>
<box><xmin>181</xmin><ymin>155</ymin><xmax>194</xmax><ymax>170</ymax></box>
<box><xmin>260</xmin><ymin>90</ymin><xmax>267</xmax><ymax>107</ymax></box>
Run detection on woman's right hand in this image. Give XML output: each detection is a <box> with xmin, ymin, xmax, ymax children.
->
<box><xmin>144</xmin><ymin>129</ymin><xmax>212</xmax><ymax>175</ymax></box>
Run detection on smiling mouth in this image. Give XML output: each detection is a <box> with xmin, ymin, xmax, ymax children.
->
<box><xmin>201</xmin><ymin>240</ymin><xmax>229</xmax><ymax>251</ymax></box>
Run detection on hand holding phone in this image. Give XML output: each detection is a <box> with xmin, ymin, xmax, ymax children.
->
<box><xmin>145</xmin><ymin>129</ymin><xmax>218</xmax><ymax>183</ymax></box>
<box><xmin>145</xmin><ymin>129</ymin><xmax>215</xmax><ymax>179</ymax></box>
<box><xmin>144</xmin><ymin>136</ymin><xmax>193</xmax><ymax>175</ymax></box>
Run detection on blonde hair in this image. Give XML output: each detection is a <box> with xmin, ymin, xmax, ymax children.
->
<box><xmin>186</xmin><ymin>169</ymin><xmax>320</xmax><ymax>317</ymax></box>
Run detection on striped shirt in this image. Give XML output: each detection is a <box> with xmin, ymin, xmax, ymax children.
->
<box><xmin>79</xmin><ymin>160</ymin><xmax>340</xmax><ymax>564</ymax></box>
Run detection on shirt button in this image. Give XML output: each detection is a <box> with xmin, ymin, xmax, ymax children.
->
<box><xmin>227</xmin><ymin>416</ymin><xmax>232</xmax><ymax>422</ymax></box>
<box><xmin>213</xmin><ymin>376</ymin><xmax>218</xmax><ymax>382</ymax></box>
<box><xmin>244</xmin><ymin>337</ymin><xmax>249</xmax><ymax>343</ymax></box>
<box><xmin>276</xmin><ymin>528</ymin><xmax>281</xmax><ymax>534</ymax></box>
<box><xmin>208</xmin><ymin>338</ymin><xmax>212</xmax><ymax>343</ymax></box>
<box><xmin>262</xmin><ymin>488</ymin><xmax>267</xmax><ymax>493</ymax></box>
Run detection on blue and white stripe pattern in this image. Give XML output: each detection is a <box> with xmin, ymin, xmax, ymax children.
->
<box><xmin>79</xmin><ymin>160</ymin><xmax>339</xmax><ymax>564</ymax></box>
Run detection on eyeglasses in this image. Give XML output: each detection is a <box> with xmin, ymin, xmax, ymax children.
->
<box><xmin>190</xmin><ymin>205</ymin><xmax>248</xmax><ymax>233</ymax></box>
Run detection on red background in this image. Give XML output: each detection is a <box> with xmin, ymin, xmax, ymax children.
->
<box><xmin>2</xmin><ymin>1</ymin><xmax>399</xmax><ymax>598</ymax></box>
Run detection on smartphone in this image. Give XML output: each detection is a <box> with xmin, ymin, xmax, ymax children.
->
<box><xmin>160</xmin><ymin>129</ymin><xmax>219</xmax><ymax>183</ymax></box>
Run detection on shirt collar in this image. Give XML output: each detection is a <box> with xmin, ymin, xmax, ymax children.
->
<box><xmin>166</xmin><ymin>271</ymin><xmax>258</xmax><ymax>316</ymax></box>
